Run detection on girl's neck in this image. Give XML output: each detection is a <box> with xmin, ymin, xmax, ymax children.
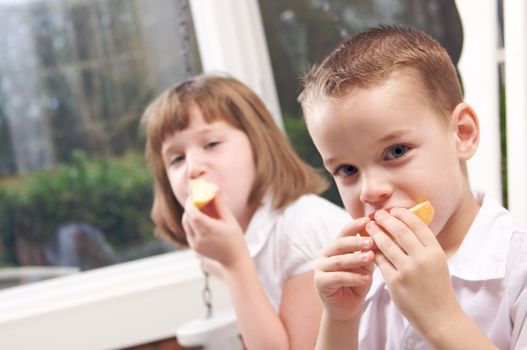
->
<box><xmin>239</xmin><ymin>203</ymin><xmax>259</xmax><ymax>232</ymax></box>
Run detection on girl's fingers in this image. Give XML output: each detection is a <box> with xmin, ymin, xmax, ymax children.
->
<box><xmin>182</xmin><ymin>213</ymin><xmax>196</xmax><ymax>248</ymax></box>
<box><xmin>184</xmin><ymin>197</ymin><xmax>218</xmax><ymax>234</ymax></box>
<box><xmin>209</xmin><ymin>192</ymin><xmax>235</xmax><ymax>223</ymax></box>
<box><xmin>317</xmin><ymin>250</ymin><xmax>375</xmax><ymax>272</ymax></box>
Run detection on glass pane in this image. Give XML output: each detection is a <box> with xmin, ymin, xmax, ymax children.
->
<box><xmin>259</xmin><ymin>0</ymin><xmax>463</xmax><ymax>206</ymax></box>
<box><xmin>0</xmin><ymin>0</ymin><xmax>201</xmax><ymax>289</ymax></box>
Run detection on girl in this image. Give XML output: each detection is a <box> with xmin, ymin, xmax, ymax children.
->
<box><xmin>141</xmin><ymin>74</ymin><xmax>349</xmax><ymax>349</ymax></box>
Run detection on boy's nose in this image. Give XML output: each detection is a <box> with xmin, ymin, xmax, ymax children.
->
<box><xmin>359</xmin><ymin>171</ymin><xmax>392</xmax><ymax>205</ymax></box>
<box><xmin>186</xmin><ymin>152</ymin><xmax>207</xmax><ymax>179</ymax></box>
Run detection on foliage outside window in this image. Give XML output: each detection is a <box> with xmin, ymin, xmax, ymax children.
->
<box><xmin>0</xmin><ymin>0</ymin><xmax>200</xmax><ymax>277</ymax></box>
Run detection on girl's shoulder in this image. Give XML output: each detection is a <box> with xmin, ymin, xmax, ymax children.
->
<box><xmin>274</xmin><ymin>194</ymin><xmax>349</xmax><ymax>240</ymax></box>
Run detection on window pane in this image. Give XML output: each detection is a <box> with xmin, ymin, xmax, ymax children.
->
<box><xmin>0</xmin><ymin>0</ymin><xmax>200</xmax><ymax>288</ymax></box>
<box><xmin>259</xmin><ymin>0</ymin><xmax>463</xmax><ymax>206</ymax></box>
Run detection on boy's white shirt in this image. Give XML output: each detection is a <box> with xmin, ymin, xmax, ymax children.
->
<box><xmin>359</xmin><ymin>192</ymin><xmax>527</xmax><ymax>349</ymax></box>
<box><xmin>244</xmin><ymin>193</ymin><xmax>349</xmax><ymax>311</ymax></box>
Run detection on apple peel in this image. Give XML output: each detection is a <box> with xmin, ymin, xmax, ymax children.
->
<box><xmin>191</xmin><ymin>179</ymin><xmax>218</xmax><ymax>209</ymax></box>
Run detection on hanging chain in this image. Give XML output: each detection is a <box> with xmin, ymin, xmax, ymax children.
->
<box><xmin>177</xmin><ymin>0</ymin><xmax>193</xmax><ymax>75</ymax></box>
<box><xmin>201</xmin><ymin>263</ymin><xmax>213</xmax><ymax>318</ymax></box>
<box><xmin>321</xmin><ymin>0</ymin><xmax>349</xmax><ymax>39</ymax></box>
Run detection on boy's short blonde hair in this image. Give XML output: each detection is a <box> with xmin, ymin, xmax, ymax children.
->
<box><xmin>298</xmin><ymin>25</ymin><xmax>463</xmax><ymax>118</ymax></box>
<box><xmin>141</xmin><ymin>75</ymin><xmax>328</xmax><ymax>245</ymax></box>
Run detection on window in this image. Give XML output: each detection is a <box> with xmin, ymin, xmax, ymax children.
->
<box><xmin>258</xmin><ymin>0</ymin><xmax>463</xmax><ymax>206</ymax></box>
<box><xmin>0</xmin><ymin>0</ymin><xmax>200</xmax><ymax>287</ymax></box>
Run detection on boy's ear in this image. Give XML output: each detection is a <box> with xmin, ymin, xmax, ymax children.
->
<box><xmin>451</xmin><ymin>102</ymin><xmax>480</xmax><ymax>161</ymax></box>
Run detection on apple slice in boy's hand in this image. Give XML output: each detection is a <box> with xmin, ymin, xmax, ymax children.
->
<box><xmin>362</xmin><ymin>200</ymin><xmax>435</xmax><ymax>237</ymax></box>
<box><xmin>191</xmin><ymin>179</ymin><xmax>218</xmax><ymax>209</ymax></box>
<box><xmin>368</xmin><ymin>200</ymin><xmax>435</xmax><ymax>224</ymax></box>
<box><xmin>408</xmin><ymin>200</ymin><xmax>434</xmax><ymax>225</ymax></box>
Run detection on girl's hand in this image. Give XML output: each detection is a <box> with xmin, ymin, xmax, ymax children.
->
<box><xmin>182</xmin><ymin>193</ymin><xmax>249</xmax><ymax>269</ymax></box>
<box><xmin>367</xmin><ymin>208</ymin><xmax>460</xmax><ymax>335</ymax></box>
<box><xmin>314</xmin><ymin>217</ymin><xmax>376</xmax><ymax>322</ymax></box>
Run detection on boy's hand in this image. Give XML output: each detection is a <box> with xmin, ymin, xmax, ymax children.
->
<box><xmin>314</xmin><ymin>217</ymin><xmax>376</xmax><ymax>322</ymax></box>
<box><xmin>366</xmin><ymin>208</ymin><xmax>460</xmax><ymax>335</ymax></box>
<box><xmin>182</xmin><ymin>193</ymin><xmax>249</xmax><ymax>269</ymax></box>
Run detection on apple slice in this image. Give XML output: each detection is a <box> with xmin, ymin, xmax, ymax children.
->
<box><xmin>362</xmin><ymin>201</ymin><xmax>435</xmax><ymax>237</ymax></box>
<box><xmin>409</xmin><ymin>200</ymin><xmax>434</xmax><ymax>225</ymax></box>
<box><xmin>191</xmin><ymin>179</ymin><xmax>218</xmax><ymax>209</ymax></box>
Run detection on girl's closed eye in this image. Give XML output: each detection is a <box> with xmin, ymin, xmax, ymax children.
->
<box><xmin>384</xmin><ymin>144</ymin><xmax>410</xmax><ymax>160</ymax></box>
<box><xmin>204</xmin><ymin>140</ymin><xmax>221</xmax><ymax>149</ymax></box>
<box><xmin>169</xmin><ymin>154</ymin><xmax>185</xmax><ymax>166</ymax></box>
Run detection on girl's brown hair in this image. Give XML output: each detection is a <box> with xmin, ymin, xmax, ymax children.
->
<box><xmin>299</xmin><ymin>25</ymin><xmax>463</xmax><ymax>119</ymax></box>
<box><xmin>141</xmin><ymin>74</ymin><xmax>328</xmax><ymax>245</ymax></box>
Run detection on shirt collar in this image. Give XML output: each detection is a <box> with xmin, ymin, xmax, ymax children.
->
<box><xmin>448</xmin><ymin>192</ymin><xmax>514</xmax><ymax>281</ymax></box>
<box><xmin>244</xmin><ymin>191</ymin><xmax>279</xmax><ymax>258</ymax></box>
<box><xmin>367</xmin><ymin>193</ymin><xmax>514</xmax><ymax>299</ymax></box>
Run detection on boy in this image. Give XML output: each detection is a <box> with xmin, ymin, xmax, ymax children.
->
<box><xmin>299</xmin><ymin>25</ymin><xmax>527</xmax><ymax>349</ymax></box>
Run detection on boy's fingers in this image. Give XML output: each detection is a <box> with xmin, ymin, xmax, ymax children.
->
<box><xmin>317</xmin><ymin>250</ymin><xmax>375</xmax><ymax>272</ymax></box>
<box><xmin>374</xmin><ymin>252</ymin><xmax>396</xmax><ymax>276</ymax></box>
<box><xmin>315</xmin><ymin>270</ymin><xmax>372</xmax><ymax>293</ymax></box>
<box><xmin>366</xmin><ymin>220</ymin><xmax>407</xmax><ymax>267</ymax></box>
<box><xmin>390</xmin><ymin>207</ymin><xmax>439</xmax><ymax>248</ymax></box>
<box><xmin>373</xmin><ymin>210</ymin><xmax>422</xmax><ymax>255</ymax></box>
<box><xmin>322</xmin><ymin>235</ymin><xmax>375</xmax><ymax>257</ymax></box>
<box><xmin>339</xmin><ymin>217</ymin><xmax>371</xmax><ymax>238</ymax></box>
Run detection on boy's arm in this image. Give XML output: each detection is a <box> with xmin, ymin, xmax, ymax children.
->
<box><xmin>315</xmin><ymin>311</ymin><xmax>360</xmax><ymax>350</ymax></box>
<box><xmin>420</xmin><ymin>310</ymin><xmax>499</xmax><ymax>350</ymax></box>
<box><xmin>369</xmin><ymin>209</ymin><xmax>499</xmax><ymax>349</ymax></box>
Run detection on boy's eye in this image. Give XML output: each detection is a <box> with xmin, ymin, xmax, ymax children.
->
<box><xmin>384</xmin><ymin>144</ymin><xmax>409</xmax><ymax>160</ymax></box>
<box><xmin>335</xmin><ymin>164</ymin><xmax>358</xmax><ymax>177</ymax></box>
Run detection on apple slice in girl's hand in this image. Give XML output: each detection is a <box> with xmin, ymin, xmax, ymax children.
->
<box><xmin>191</xmin><ymin>179</ymin><xmax>218</xmax><ymax>209</ymax></box>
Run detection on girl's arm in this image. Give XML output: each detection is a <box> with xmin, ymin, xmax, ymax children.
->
<box><xmin>183</xmin><ymin>195</ymin><xmax>294</xmax><ymax>349</ymax></box>
<box><xmin>279</xmin><ymin>271</ymin><xmax>323</xmax><ymax>349</ymax></box>
<box><xmin>222</xmin><ymin>248</ymin><xmax>292</xmax><ymax>349</ymax></box>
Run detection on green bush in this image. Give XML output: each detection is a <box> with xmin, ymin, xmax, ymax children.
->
<box><xmin>0</xmin><ymin>151</ymin><xmax>157</xmax><ymax>266</ymax></box>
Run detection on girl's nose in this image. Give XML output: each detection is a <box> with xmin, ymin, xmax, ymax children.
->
<box><xmin>186</xmin><ymin>152</ymin><xmax>207</xmax><ymax>179</ymax></box>
<box><xmin>359</xmin><ymin>170</ymin><xmax>392</xmax><ymax>205</ymax></box>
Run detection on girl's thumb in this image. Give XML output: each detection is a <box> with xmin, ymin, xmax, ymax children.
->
<box><xmin>211</xmin><ymin>192</ymin><xmax>235</xmax><ymax>222</ymax></box>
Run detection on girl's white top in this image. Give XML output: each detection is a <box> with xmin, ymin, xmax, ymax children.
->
<box><xmin>245</xmin><ymin>193</ymin><xmax>349</xmax><ymax>311</ymax></box>
<box><xmin>359</xmin><ymin>193</ymin><xmax>527</xmax><ymax>349</ymax></box>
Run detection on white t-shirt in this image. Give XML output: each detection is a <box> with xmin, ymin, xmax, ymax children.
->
<box><xmin>244</xmin><ymin>193</ymin><xmax>349</xmax><ymax>311</ymax></box>
<box><xmin>359</xmin><ymin>193</ymin><xmax>527</xmax><ymax>349</ymax></box>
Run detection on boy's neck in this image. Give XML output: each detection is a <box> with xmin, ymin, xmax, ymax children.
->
<box><xmin>437</xmin><ymin>193</ymin><xmax>481</xmax><ymax>258</ymax></box>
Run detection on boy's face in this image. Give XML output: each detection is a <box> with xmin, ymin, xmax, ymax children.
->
<box><xmin>306</xmin><ymin>74</ymin><xmax>468</xmax><ymax>235</ymax></box>
<box><xmin>161</xmin><ymin>102</ymin><xmax>257</xmax><ymax>227</ymax></box>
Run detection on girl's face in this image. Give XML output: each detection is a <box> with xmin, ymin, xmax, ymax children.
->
<box><xmin>161</xmin><ymin>103</ymin><xmax>257</xmax><ymax>229</ymax></box>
